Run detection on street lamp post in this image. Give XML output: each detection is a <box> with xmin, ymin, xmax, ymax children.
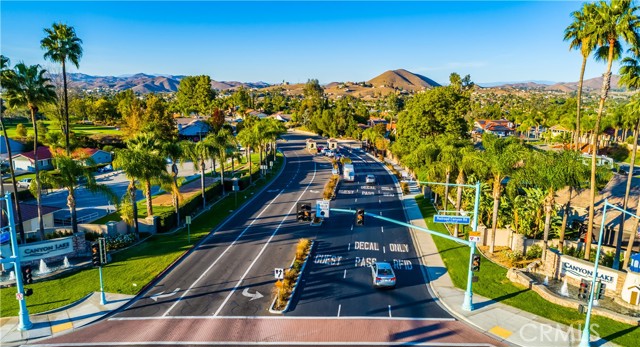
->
<box><xmin>580</xmin><ymin>200</ymin><xmax>639</xmax><ymax>347</ymax></box>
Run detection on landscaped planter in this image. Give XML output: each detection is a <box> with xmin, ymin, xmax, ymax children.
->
<box><xmin>269</xmin><ymin>240</ymin><xmax>314</xmax><ymax>313</ymax></box>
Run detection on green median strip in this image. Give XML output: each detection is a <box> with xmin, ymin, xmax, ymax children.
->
<box><xmin>415</xmin><ymin>195</ymin><xmax>639</xmax><ymax>347</ymax></box>
<box><xmin>0</xmin><ymin>153</ymin><xmax>283</xmax><ymax>317</ymax></box>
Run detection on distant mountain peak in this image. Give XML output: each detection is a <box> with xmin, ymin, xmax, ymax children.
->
<box><xmin>368</xmin><ymin>69</ymin><xmax>440</xmax><ymax>90</ymax></box>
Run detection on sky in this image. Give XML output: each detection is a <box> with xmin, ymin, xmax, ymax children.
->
<box><xmin>0</xmin><ymin>1</ymin><xmax>624</xmax><ymax>85</ymax></box>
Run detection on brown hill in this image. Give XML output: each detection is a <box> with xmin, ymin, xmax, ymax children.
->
<box><xmin>368</xmin><ymin>69</ymin><xmax>440</xmax><ymax>91</ymax></box>
<box><xmin>545</xmin><ymin>75</ymin><xmax>622</xmax><ymax>92</ymax></box>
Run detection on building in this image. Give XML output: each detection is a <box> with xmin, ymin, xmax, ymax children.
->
<box><xmin>272</xmin><ymin>112</ymin><xmax>292</xmax><ymax>123</ymax></box>
<box><xmin>176</xmin><ymin>118</ymin><xmax>212</xmax><ymax>141</ymax></box>
<box><xmin>76</xmin><ymin>148</ymin><xmax>112</xmax><ymax>166</ymax></box>
<box><xmin>369</xmin><ymin>117</ymin><xmax>388</xmax><ymax>128</ymax></box>
<box><xmin>549</xmin><ymin>125</ymin><xmax>572</xmax><ymax>137</ymax></box>
<box><xmin>473</xmin><ymin>119</ymin><xmax>516</xmax><ymax>138</ymax></box>
<box><xmin>11</xmin><ymin>147</ymin><xmax>53</xmax><ymax>173</ymax></box>
<box><xmin>0</xmin><ymin>136</ymin><xmax>25</xmax><ymax>161</ymax></box>
<box><xmin>0</xmin><ymin>203</ymin><xmax>61</xmax><ymax>236</ymax></box>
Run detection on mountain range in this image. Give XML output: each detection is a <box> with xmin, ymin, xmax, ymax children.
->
<box><xmin>63</xmin><ymin>70</ymin><xmax>622</xmax><ymax>94</ymax></box>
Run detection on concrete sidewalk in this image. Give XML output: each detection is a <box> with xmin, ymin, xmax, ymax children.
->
<box><xmin>0</xmin><ymin>292</ymin><xmax>132</xmax><ymax>347</ymax></box>
<box><xmin>382</xmin><ymin>158</ymin><xmax>619</xmax><ymax>347</ymax></box>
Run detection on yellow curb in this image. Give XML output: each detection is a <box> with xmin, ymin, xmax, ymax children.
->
<box><xmin>489</xmin><ymin>325</ymin><xmax>512</xmax><ymax>339</ymax></box>
<box><xmin>51</xmin><ymin>321</ymin><xmax>73</xmax><ymax>334</ymax></box>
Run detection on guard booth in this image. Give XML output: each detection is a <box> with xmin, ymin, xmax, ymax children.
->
<box><xmin>306</xmin><ymin>139</ymin><xmax>317</xmax><ymax>152</ymax></box>
<box><xmin>327</xmin><ymin>138</ymin><xmax>338</xmax><ymax>150</ymax></box>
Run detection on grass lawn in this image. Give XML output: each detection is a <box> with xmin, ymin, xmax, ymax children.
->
<box><xmin>2</xmin><ymin>173</ymin><xmax>36</xmax><ymax>183</ymax></box>
<box><xmin>415</xmin><ymin>195</ymin><xmax>639</xmax><ymax>347</ymax></box>
<box><xmin>1</xmin><ymin>120</ymin><xmax>122</xmax><ymax>139</ymax></box>
<box><xmin>0</xmin><ymin>153</ymin><xmax>284</xmax><ymax>317</ymax></box>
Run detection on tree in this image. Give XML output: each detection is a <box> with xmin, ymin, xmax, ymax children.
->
<box><xmin>182</xmin><ymin>136</ymin><xmax>215</xmax><ymax>209</ymax></box>
<box><xmin>41</xmin><ymin>23</ymin><xmax>83</xmax><ymax>156</ymax></box>
<box><xmin>41</xmin><ymin>151</ymin><xmax>118</xmax><ymax>235</ymax></box>
<box><xmin>162</xmin><ymin>141</ymin><xmax>185</xmax><ymax>225</ymax></box>
<box><xmin>564</xmin><ymin>3</ymin><xmax>597</xmax><ymax>150</ymax></box>
<box><xmin>3</xmin><ymin>63</ymin><xmax>56</xmax><ymax>241</ymax></box>
<box><xmin>211</xmin><ymin>127</ymin><xmax>236</xmax><ymax>194</ymax></box>
<box><xmin>479</xmin><ymin>134</ymin><xmax>525</xmax><ymax>253</ymax></box>
<box><xmin>236</xmin><ymin>122</ymin><xmax>259</xmax><ymax>184</ymax></box>
<box><xmin>583</xmin><ymin>0</ymin><xmax>640</xmax><ymax>260</ymax></box>
<box><xmin>0</xmin><ymin>55</ymin><xmax>26</xmax><ymax>242</ymax></box>
<box><xmin>175</xmin><ymin>75</ymin><xmax>215</xmax><ymax>116</ymax></box>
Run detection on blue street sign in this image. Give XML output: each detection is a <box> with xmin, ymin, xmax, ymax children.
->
<box><xmin>433</xmin><ymin>215</ymin><xmax>471</xmax><ymax>225</ymax></box>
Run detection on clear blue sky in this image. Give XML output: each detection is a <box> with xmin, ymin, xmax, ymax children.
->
<box><xmin>0</xmin><ymin>1</ymin><xmax>620</xmax><ymax>85</ymax></box>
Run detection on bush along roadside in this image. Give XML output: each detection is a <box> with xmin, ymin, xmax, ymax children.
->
<box><xmin>323</xmin><ymin>172</ymin><xmax>340</xmax><ymax>200</ymax></box>
<box><xmin>270</xmin><ymin>239</ymin><xmax>313</xmax><ymax>313</ymax></box>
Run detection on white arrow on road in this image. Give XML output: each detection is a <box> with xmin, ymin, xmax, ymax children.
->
<box><xmin>309</xmin><ymin>190</ymin><xmax>319</xmax><ymax>193</ymax></box>
<box><xmin>150</xmin><ymin>288</ymin><xmax>180</xmax><ymax>302</ymax></box>
<box><xmin>267</xmin><ymin>189</ymin><xmax>280</xmax><ymax>193</ymax></box>
<box><xmin>242</xmin><ymin>288</ymin><xmax>263</xmax><ymax>301</ymax></box>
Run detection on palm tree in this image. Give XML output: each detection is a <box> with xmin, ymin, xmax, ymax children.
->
<box><xmin>453</xmin><ymin>146</ymin><xmax>486</xmax><ymax>237</ymax></box>
<box><xmin>236</xmin><ymin>125</ymin><xmax>257</xmax><ymax>184</ymax></box>
<box><xmin>182</xmin><ymin>137</ymin><xmax>215</xmax><ymax>209</ymax></box>
<box><xmin>41</xmin><ymin>151</ymin><xmax>118</xmax><ymax>235</ymax></box>
<box><xmin>41</xmin><ymin>23</ymin><xmax>83</xmax><ymax>156</ymax></box>
<box><xmin>3</xmin><ymin>63</ymin><xmax>56</xmax><ymax>241</ymax></box>
<box><xmin>480</xmin><ymin>134</ymin><xmax>524</xmax><ymax>253</ymax></box>
<box><xmin>162</xmin><ymin>141</ymin><xmax>185</xmax><ymax>225</ymax></box>
<box><xmin>211</xmin><ymin>128</ymin><xmax>236</xmax><ymax>194</ymax></box>
<box><xmin>614</xmin><ymin>67</ymin><xmax>640</xmax><ymax>267</ymax></box>
<box><xmin>583</xmin><ymin>0</ymin><xmax>640</xmax><ymax>260</ymax></box>
<box><xmin>0</xmin><ymin>55</ymin><xmax>26</xmax><ymax>242</ymax></box>
<box><xmin>434</xmin><ymin>136</ymin><xmax>461</xmax><ymax>215</ymax></box>
<box><xmin>565</xmin><ymin>3</ymin><xmax>598</xmax><ymax>150</ymax></box>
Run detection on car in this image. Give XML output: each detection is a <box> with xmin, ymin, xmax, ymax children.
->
<box><xmin>17</xmin><ymin>178</ymin><xmax>32</xmax><ymax>188</ymax></box>
<box><xmin>365</xmin><ymin>174</ymin><xmax>376</xmax><ymax>184</ymax></box>
<box><xmin>371</xmin><ymin>262</ymin><xmax>396</xmax><ymax>288</ymax></box>
<box><xmin>326</xmin><ymin>150</ymin><xmax>335</xmax><ymax>158</ymax></box>
<box><xmin>97</xmin><ymin>164</ymin><xmax>113</xmax><ymax>173</ymax></box>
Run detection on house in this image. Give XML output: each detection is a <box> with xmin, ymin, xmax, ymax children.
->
<box><xmin>369</xmin><ymin>117</ymin><xmax>388</xmax><ymax>128</ymax></box>
<box><xmin>76</xmin><ymin>148</ymin><xmax>112</xmax><ymax>166</ymax></box>
<box><xmin>0</xmin><ymin>203</ymin><xmax>61</xmax><ymax>236</ymax></box>
<box><xmin>11</xmin><ymin>147</ymin><xmax>54</xmax><ymax>173</ymax></box>
<box><xmin>176</xmin><ymin>118</ymin><xmax>212</xmax><ymax>141</ymax></box>
<box><xmin>0</xmin><ymin>136</ymin><xmax>25</xmax><ymax>161</ymax></box>
<box><xmin>474</xmin><ymin>119</ymin><xmax>516</xmax><ymax>137</ymax></box>
<box><xmin>272</xmin><ymin>112</ymin><xmax>292</xmax><ymax>123</ymax></box>
<box><xmin>549</xmin><ymin>125</ymin><xmax>572</xmax><ymax>137</ymax></box>
<box><xmin>246</xmin><ymin>109</ymin><xmax>269</xmax><ymax>119</ymax></box>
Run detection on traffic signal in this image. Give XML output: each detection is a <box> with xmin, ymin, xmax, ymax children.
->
<box><xmin>578</xmin><ymin>279</ymin><xmax>590</xmax><ymax>300</ymax></box>
<box><xmin>595</xmin><ymin>281</ymin><xmax>606</xmax><ymax>300</ymax></box>
<box><xmin>471</xmin><ymin>254</ymin><xmax>481</xmax><ymax>272</ymax></box>
<box><xmin>22</xmin><ymin>265</ymin><xmax>33</xmax><ymax>284</ymax></box>
<box><xmin>98</xmin><ymin>237</ymin><xmax>108</xmax><ymax>265</ymax></box>
<box><xmin>91</xmin><ymin>243</ymin><xmax>101</xmax><ymax>267</ymax></box>
<box><xmin>24</xmin><ymin>288</ymin><xmax>33</xmax><ymax>296</ymax></box>
<box><xmin>356</xmin><ymin>209</ymin><xmax>365</xmax><ymax>226</ymax></box>
<box><xmin>302</xmin><ymin>203</ymin><xmax>312</xmax><ymax>222</ymax></box>
<box><xmin>297</xmin><ymin>203</ymin><xmax>305</xmax><ymax>222</ymax></box>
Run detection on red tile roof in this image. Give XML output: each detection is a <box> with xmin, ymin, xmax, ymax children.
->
<box><xmin>14</xmin><ymin>147</ymin><xmax>52</xmax><ymax>161</ymax></box>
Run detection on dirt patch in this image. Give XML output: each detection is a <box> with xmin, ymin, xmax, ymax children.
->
<box><xmin>152</xmin><ymin>177</ymin><xmax>219</xmax><ymax>206</ymax></box>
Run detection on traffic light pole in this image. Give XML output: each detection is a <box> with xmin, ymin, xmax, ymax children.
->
<box><xmin>99</xmin><ymin>266</ymin><xmax>106</xmax><ymax>305</ymax></box>
<box><xmin>0</xmin><ymin>193</ymin><xmax>32</xmax><ymax>330</ymax></box>
<box><xmin>580</xmin><ymin>200</ymin><xmax>639</xmax><ymax>347</ymax></box>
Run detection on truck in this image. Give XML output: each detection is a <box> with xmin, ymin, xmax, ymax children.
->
<box><xmin>343</xmin><ymin>163</ymin><xmax>355</xmax><ymax>182</ymax></box>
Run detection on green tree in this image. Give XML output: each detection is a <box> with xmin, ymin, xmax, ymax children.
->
<box><xmin>583</xmin><ymin>0</ymin><xmax>640</xmax><ymax>260</ymax></box>
<box><xmin>3</xmin><ymin>63</ymin><xmax>56</xmax><ymax>240</ymax></box>
<box><xmin>41</xmin><ymin>152</ymin><xmax>118</xmax><ymax>235</ymax></box>
<box><xmin>41</xmin><ymin>23</ymin><xmax>83</xmax><ymax>156</ymax></box>
<box><xmin>15</xmin><ymin>123</ymin><xmax>27</xmax><ymax>138</ymax></box>
<box><xmin>211</xmin><ymin>128</ymin><xmax>236</xmax><ymax>194</ymax></box>
<box><xmin>182</xmin><ymin>137</ymin><xmax>216</xmax><ymax>209</ymax></box>
<box><xmin>565</xmin><ymin>3</ymin><xmax>597</xmax><ymax>150</ymax></box>
<box><xmin>236</xmin><ymin>122</ymin><xmax>259</xmax><ymax>184</ymax></box>
<box><xmin>162</xmin><ymin>141</ymin><xmax>186</xmax><ymax>224</ymax></box>
<box><xmin>175</xmin><ymin>75</ymin><xmax>215</xmax><ymax>116</ymax></box>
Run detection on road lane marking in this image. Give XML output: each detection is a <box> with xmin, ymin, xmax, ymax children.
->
<box><xmin>110</xmin><ymin>316</ymin><xmax>456</xmax><ymax>321</ymax></box>
<box><xmin>388</xmin><ymin>305</ymin><xmax>392</xmax><ymax>317</ymax></box>
<box><xmin>162</xmin><ymin>156</ymin><xmax>304</xmax><ymax>317</ymax></box>
<box><xmin>343</xmin><ymin>269</ymin><xmax>347</xmax><ymax>278</ymax></box>
<box><xmin>348</xmin><ymin>243</ymin><xmax>350</xmax><ymax>251</ymax></box>
<box><xmin>350</xmin><ymin>225</ymin><xmax>353</xmax><ymax>231</ymax></box>
<box><xmin>381</xmin><ymin>226</ymin><xmax>384</xmax><ymax>233</ymax></box>
<box><xmin>337</xmin><ymin>304</ymin><xmax>342</xmax><ymax>317</ymax></box>
<box><xmin>213</xmin><ymin>163</ymin><xmax>318</xmax><ymax>316</ymax></box>
<box><xmin>383</xmin><ymin>246</ymin><xmax>386</xmax><ymax>254</ymax></box>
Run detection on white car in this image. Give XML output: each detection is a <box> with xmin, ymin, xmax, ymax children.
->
<box><xmin>325</xmin><ymin>150</ymin><xmax>335</xmax><ymax>158</ymax></box>
<box><xmin>371</xmin><ymin>262</ymin><xmax>396</xmax><ymax>289</ymax></box>
<box><xmin>365</xmin><ymin>174</ymin><xmax>376</xmax><ymax>184</ymax></box>
<box><xmin>17</xmin><ymin>178</ymin><xmax>32</xmax><ymax>188</ymax></box>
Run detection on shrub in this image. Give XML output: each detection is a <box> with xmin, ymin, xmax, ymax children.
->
<box><xmin>526</xmin><ymin>244</ymin><xmax>542</xmax><ymax>260</ymax></box>
<box><xmin>323</xmin><ymin>175</ymin><xmax>339</xmax><ymax>200</ymax></box>
<box><xmin>400</xmin><ymin>181</ymin><xmax>409</xmax><ymax>194</ymax></box>
<box><xmin>273</xmin><ymin>238</ymin><xmax>311</xmax><ymax>310</ymax></box>
<box><xmin>45</xmin><ymin>229</ymin><xmax>73</xmax><ymax>240</ymax></box>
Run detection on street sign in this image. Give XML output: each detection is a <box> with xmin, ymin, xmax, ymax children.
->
<box><xmin>98</xmin><ymin>237</ymin><xmax>108</xmax><ymax>265</ymax></box>
<box><xmin>469</xmin><ymin>231</ymin><xmax>481</xmax><ymax>243</ymax></box>
<box><xmin>433</xmin><ymin>215</ymin><xmax>471</xmax><ymax>225</ymax></box>
<box><xmin>16</xmin><ymin>293</ymin><xmax>23</xmax><ymax>301</ymax></box>
<box><xmin>274</xmin><ymin>268</ymin><xmax>284</xmax><ymax>280</ymax></box>
<box><xmin>316</xmin><ymin>200</ymin><xmax>330</xmax><ymax>218</ymax></box>
<box><xmin>185</xmin><ymin>216</ymin><xmax>191</xmax><ymax>225</ymax></box>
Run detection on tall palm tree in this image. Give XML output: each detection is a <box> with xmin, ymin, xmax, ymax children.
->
<box><xmin>41</xmin><ymin>151</ymin><xmax>118</xmax><ymax>235</ymax></box>
<box><xmin>480</xmin><ymin>134</ymin><xmax>524</xmax><ymax>253</ymax></box>
<box><xmin>583</xmin><ymin>0</ymin><xmax>640</xmax><ymax>260</ymax></box>
<box><xmin>565</xmin><ymin>3</ymin><xmax>598</xmax><ymax>151</ymax></box>
<box><xmin>0</xmin><ymin>55</ymin><xmax>26</xmax><ymax>242</ymax></box>
<box><xmin>162</xmin><ymin>141</ymin><xmax>185</xmax><ymax>225</ymax></box>
<box><xmin>615</xmin><ymin>71</ymin><xmax>640</xmax><ymax>268</ymax></box>
<box><xmin>237</xmin><ymin>124</ymin><xmax>258</xmax><ymax>184</ymax></box>
<box><xmin>3</xmin><ymin>63</ymin><xmax>56</xmax><ymax>241</ymax></box>
<box><xmin>453</xmin><ymin>146</ymin><xmax>486</xmax><ymax>237</ymax></box>
<box><xmin>211</xmin><ymin>128</ymin><xmax>236</xmax><ymax>194</ymax></box>
<box><xmin>182</xmin><ymin>137</ymin><xmax>216</xmax><ymax>209</ymax></box>
<box><xmin>41</xmin><ymin>23</ymin><xmax>83</xmax><ymax>156</ymax></box>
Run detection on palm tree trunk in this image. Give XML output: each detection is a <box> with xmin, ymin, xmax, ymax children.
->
<box><xmin>453</xmin><ymin>171</ymin><xmax>464</xmax><ymax>238</ymax></box>
<box><xmin>0</xmin><ymin>114</ymin><xmax>25</xmax><ymax>242</ymax></box>
<box><xmin>443</xmin><ymin>170</ymin><xmax>451</xmax><ymax>215</ymax></box>
<box><xmin>129</xmin><ymin>181</ymin><xmax>139</xmax><ymax>237</ymax></box>
<box><xmin>247</xmin><ymin>147</ymin><xmax>252</xmax><ymax>184</ymax></box>
<box><xmin>259</xmin><ymin>144</ymin><xmax>264</xmax><ymax>177</ymax></box>
<box><xmin>490</xmin><ymin>177</ymin><xmax>501</xmax><ymax>254</ymax></box>
<box><xmin>67</xmin><ymin>189</ymin><xmax>79</xmax><ymax>234</ymax></box>
<box><xmin>614</xmin><ymin>119</ymin><xmax>639</xmax><ymax>269</ymax></box>
<box><xmin>145</xmin><ymin>179</ymin><xmax>153</xmax><ymax>216</ymax></box>
<box><xmin>559</xmin><ymin>186</ymin><xmax>573</xmax><ymax>254</ymax></box>
<box><xmin>623</xmin><ymin>194</ymin><xmax>640</xmax><ymax>269</ymax></box>
<box><xmin>62</xmin><ymin>60</ymin><xmax>70</xmax><ymax>156</ymax></box>
<box><xmin>31</xmin><ymin>107</ymin><xmax>45</xmax><ymax>240</ymax></box>
<box><xmin>200</xmin><ymin>157</ymin><xmax>206</xmax><ymax>209</ymax></box>
<box><xmin>220</xmin><ymin>159</ymin><xmax>226</xmax><ymax>195</ymax></box>
<box><xmin>542</xmin><ymin>193</ymin><xmax>554</xmax><ymax>260</ymax></box>
<box><xmin>585</xmin><ymin>42</ymin><xmax>615</xmax><ymax>261</ymax></box>
<box><xmin>574</xmin><ymin>56</ymin><xmax>587</xmax><ymax>150</ymax></box>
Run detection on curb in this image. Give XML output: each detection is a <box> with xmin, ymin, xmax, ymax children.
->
<box><xmin>269</xmin><ymin>241</ymin><xmax>315</xmax><ymax>314</ymax></box>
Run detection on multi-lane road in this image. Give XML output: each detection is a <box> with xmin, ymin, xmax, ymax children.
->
<box><xmin>31</xmin><ymin>131</ymin><xmax>504</xmax><ymax>346</ymax></box>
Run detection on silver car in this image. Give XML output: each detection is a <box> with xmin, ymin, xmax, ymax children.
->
<box><xmin>365</xmin><ymin>174</ymin><xmax>376</xmax><ymax>184</ymax></box>
<box><xmin>371</xmin><ymin>262</ymin><xmax>396</xmax><ymax>288</ymax></box>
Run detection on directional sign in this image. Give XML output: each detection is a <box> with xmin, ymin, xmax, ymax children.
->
<box><xmin>185</xmin><ymin>216</ymin><xmax>191</xmax><ymax>225</ymax></box>
<box><xmin>274</xmin><ymin>268</ymin><xmax>284</xmax><ymax>280</ymax></box>
<box><xmin>433</xmin><ymin>215</ymin><xmax>471</xmax><ymax>225</ymax></box>
<box><xmin>316</xmin><ymin>200</ymin><xmax>330</xmax><ymax>218</ymax></box>
<box><xmin>469</xmin><ymin>231</ymin><xmax>481</xmax><ymax>243</ymax></box>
